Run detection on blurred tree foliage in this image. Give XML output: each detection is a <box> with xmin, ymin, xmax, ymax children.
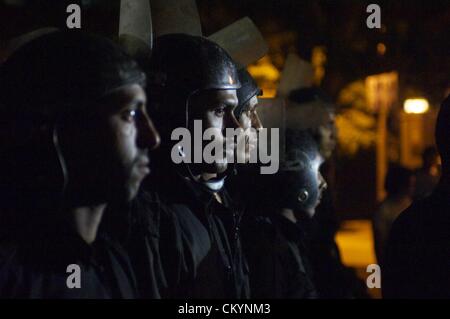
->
<box><xmin>335</xmin><ymin>80</ymin><xmax>377</xmax><ymax>157</ymax></box>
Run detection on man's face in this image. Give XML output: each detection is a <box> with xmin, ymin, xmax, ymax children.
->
<box><xmin>68</xmin><ymin>84</ymin><xmax>160</xmax><ymax>203</ymax></box>
<box><xmin>286</xmin><ymin>102</ymin><xmax>337</xmax><ymax>159</ymax></box>
<box><xmin>188</xmin><ymin>89</ymin><xmax>239</xmax><ymax>175</ymax></box>
<box><xmin>317</xmin><ymin>111</ymin><xmax>337</xmax><ymax>159</ymax></box>
<box><xmin>311</xmin><ymin>153</ymin><xmax>327</xmax><ymax>212</ymax></box>
<box><xmin>237</xmin><ymin>95</ymin><xmax>263</xmax><ymax>163</ymax></box>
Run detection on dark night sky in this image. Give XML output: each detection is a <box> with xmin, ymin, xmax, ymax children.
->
<box><xmin>197</xmin><ymin>0</ymin><xmax>450</xmax><ymax>103</ymax></box>
<box><xmin>0</xmin><ymin>0</ymin><xmax>449</xmax><ymax>103</ymax></box>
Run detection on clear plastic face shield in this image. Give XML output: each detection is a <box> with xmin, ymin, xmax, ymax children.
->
<box><xmin>150</xmin><ymin>0</ymin><xmax>202</xmax><ymax>37</ymax></box>
<box><xmin>119</xmin><ymin>0</ymin><xmax>153</xmax><ymax>58</ymax></box>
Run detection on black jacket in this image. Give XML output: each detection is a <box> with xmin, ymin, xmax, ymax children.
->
<box><xmin>101</xmin><ymin>190</ymin><xmax>170</xmax><ymax>299</ymax></box>
<box><xmin>151</xmin><ymin>174</ymin><xmax>250</xmax><ymax>299</ymax></box>
<box><xmin>243</xmin><ymin>214</ymin><xmax>318</xmax><ymax>299</ymax></box>
<box><xmin>0</xmin><ymin>215</ymin><xmax>139</xmax><ymax>299</ymax></box>
<box><xmin>383</xmin><ymin>185</ymin><xmax>450</xmax><ymax>299</ymax></box>
<box><xmin>307</xmin><ymin>189</ymin><xmax>368</xmax><ymax>299</ymax></box>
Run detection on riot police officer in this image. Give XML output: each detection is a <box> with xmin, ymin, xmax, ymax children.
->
<box><xmin>140</xmin><ymin>34</ymin><xmax>250</xmax><ymax>298</ymax></box>
<box><xmin>244</xmin><ymin>129</ymin><xmax>326</xmax><ymax>298</ymax></box>
<box><xmin>0</xmin><ymin>31</ymin><xmax>160</xmax><ymax>298</ymax></box>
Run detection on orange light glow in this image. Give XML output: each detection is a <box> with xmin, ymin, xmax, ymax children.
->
<box><xmin>404</xmin><ymin>98</ymin><xmax>430</xmax><ymax>114</ymax></box>
<box><xmin>247</xmin><ymin>56</ymin><xmax>280</xmax><ymax>98</ymax></box>
<box><xmin>377</xmin><ymin>43</ymin><xmax>386</xmax><ymax>56</ymax></box>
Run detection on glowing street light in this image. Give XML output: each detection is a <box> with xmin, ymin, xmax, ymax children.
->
<box><xmin>377</xmin><ymin>43</ymin><xmax>387</xmax><ymax>56</ymax></box>
<box><xmin>404</xmin><ymin>98</ymin><xmax>430</xmax><ymax>114</ymax></box>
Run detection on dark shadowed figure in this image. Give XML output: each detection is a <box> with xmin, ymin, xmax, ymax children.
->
<box><xmin>383</xmin><ymin>95</ymin><xmax>450</xmax><ymax>299</ymax></box>
<box><xmin>0</xmin><ymin>31</ymin><xmax>160</xmax><ymax>298</ymax></box>
<box><xmin>413</xmin><ymin>147</ymin><xmax>441</xmax><ymax>200</ymax></box>
<box><xmin>372</xmin><ymin>164</ymin><xmax>414</xmax><ymax>266</ymax></box>
<box><xmin>243</xmin><ymin>130</ymin><xmax>326</xmax><ymax>298</ymax></box>
<box><xmin>139</xmin><ymin>34</ymin><xmax>250</xmax><ymax>299</ymax></box>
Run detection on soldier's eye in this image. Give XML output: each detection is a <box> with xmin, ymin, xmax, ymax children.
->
<box><xmin>214</xmin><ymin>107</ymin><xmax>226</xmax><ymax>117</ymax></box>
<box><xmin>122</xmin><ymin>109</ymin><xmax>138</xmax><ymax>122</ymax></box>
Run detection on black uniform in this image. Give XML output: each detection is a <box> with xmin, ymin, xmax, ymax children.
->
<box><xmin>237</xmin><ymin>131</ymin><xmax>324</xmax><ymax>299</ymax></box>
<box><xmin>0</xmin><ymin>212</ymin><xmax>139</xmax><ymax>299</ymax></box>
<box><xmin>383</xmin><ymin>186</ymin><xmax>450</xmax><ymax>298</ymax></box>
<box><xmin>136</xmin><ymin>34</ymin><xmax>249</xmax><ymax>298</ymax></box>
<box><xmin>0</xmin><ymin>31</ymin><xmax>152</xmax><ymax>299</ymax></box>
<box><xmin>243</xmin><ymin>214</ymin><xmax>317</xmax><ymax>299</ymax></box>
<box><xmin>307</xmin><ymin>189</ymin><xmax>369</xmax><ymax>299</ymax></box>
<box><xmin>101</xmin><ymin>191</ymin><xmax>170</xmax><ymax>299</ymax></box>
<box><xmin>153</xmin><ymin>174</ymin><xmax>250</xmax><ymax>299</ymax></box>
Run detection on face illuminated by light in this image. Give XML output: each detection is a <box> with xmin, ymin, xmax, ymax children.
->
<box><xmin>61</xmin><ymin>84</ymin><xmax>161</xmax><ymax>203</ymax></box>
<box><xmin>317</xmin><ymin>111</ymin><xmax>336</xmax><ymax>159</ymax></box>
<box><xmin>237</xmin><ymin>95</ymin><xmax>263</xmax><ymax>163</ymax></box>
<box><xmin>312</xmin><ymin>154</ymin><xmax>327</xmax><ymax>205</ymax></box>
<box><xmin>188</xmin><ymin>89</ymin><xmax>240</xmax><ymax>175</ymax></box>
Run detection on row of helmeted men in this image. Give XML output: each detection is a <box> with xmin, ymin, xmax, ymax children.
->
<box><xmin>1</xmin><ymin>29</ymin><xmax>449</xmax><ymax>299</ymax></box>
<box><xmin>0</xmin><ymin>29</ymin><xmax>348</xmax><ymax>299</ymax></box>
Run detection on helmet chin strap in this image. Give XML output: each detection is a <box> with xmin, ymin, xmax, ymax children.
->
<box><xmin>180</xmin><ymin>158</ymin><xmax>228</xmax><ymax>193</ymax></box>
<box><xmin>52</xmin><ymin>124</ymin><xmax>68</xmax><ymax>194</ymax></box>
<box><xmin>200</xmin><ymin>176</ymin><xmax>226</xmax><ymax>192</ymax></box>
<box><xmin>175</xmin><ymin>143</ymin><xmax>221</xmax><ymax>190</ymax></box>
<box><xmin>175</xmin><ymin>93</ymin><xmax>235</xmax><ymax>192</ymax></box>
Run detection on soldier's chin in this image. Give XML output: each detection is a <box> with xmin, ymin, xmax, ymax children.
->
<box><xmin>121</xmin><ymin>179</ymin><xmax>142</xmax><ymax>202</ymax></box>
<box><xmin>203</xmin><ymin>161</ymin><xmax>228</xmax><ymax>174</ymax></box>
<box><xmin>321</xmin><ymin>142</ymin><xmax>335</xmax><ymax>159</ymax></box>
<box><xmin>126</xmin><ymin>186</ymin><xmax>140</xmax><ymax>201</ymax></box>
<box><xmin>304</xmin><ymin>207</ymin><xmax>317</xmax><ymax>219</ymax></box>
<box><xmin>215</xmin><ymin>162</ymin><xmax>228</xmax><ymax>174</ymax></box>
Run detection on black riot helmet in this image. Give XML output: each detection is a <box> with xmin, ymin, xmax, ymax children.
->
<box><xmin>269</xmin><ymin>129</ymin><xmax>326</xmax><ymax>217</ymax></box>
<box><xmin>144</xmin><ymin>34</ymin><xmax>240</xmax><ymax>134</ymax></box>
<box><xmin>248</xmin><ymin>129</ymin><xmax>325</xmax><ymax>218</ymax></box>
<box><xmin>234</xmin><ymin>68</ymin><xmax>262</xmax><ymax>118</ymax></box>
<box><xmin>0</xmin><ymin>31</ymin><xmax>146</xmax><ymax>207</ymax></box>
<box><xmin>1</xmin><ymin>31</ymin><xmax>145</xmax><ymax>118</ymax></box>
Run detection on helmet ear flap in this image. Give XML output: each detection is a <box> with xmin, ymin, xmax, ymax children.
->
<box><xmin>0</xmin><ymin>110</ymin><xmax>67</xmax><ymax>207</ymax></box>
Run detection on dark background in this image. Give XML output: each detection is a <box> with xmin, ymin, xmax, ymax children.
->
<box><xmin>0</xmin><ymin>0</ymin><xmax>448</xmax><ymax>219</ymax></box>
<box><xmin>1</xmin><ymin>0</ymin><xmax>448</xmax><ymax>103</ymax></box>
